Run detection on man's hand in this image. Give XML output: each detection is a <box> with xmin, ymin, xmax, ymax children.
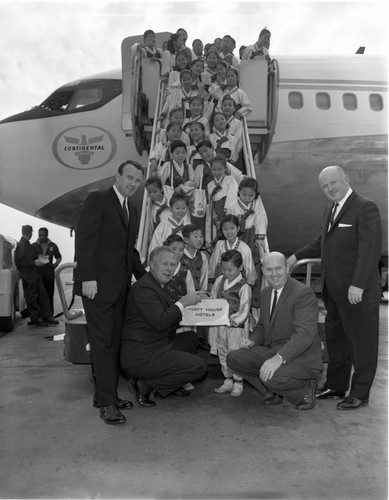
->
<box><xmin>259</xmin><ymin>355</ymin><xmax>283</xmax><ymax>382</ymax></box>
<box><xmin>82</xmin><ymin>280</ymin><xmax>98</xmax><ymax>300</ymax></box>
<box><xmin>179</xmin><ymin>291</ymin><xmax>203</xmax><ymax>307</ymax></box>
<box><xmin>34</xmin><ymin>259</ymin><xmax>44</xmax><ymax>267</ymax></box>
<box><xmin>348</xmin><ymin>285</ymin><xmax>364</xmax><ymax>305</ymax></box>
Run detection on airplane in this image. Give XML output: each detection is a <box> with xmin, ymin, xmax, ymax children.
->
<box><xmin>0</xmin><ymin>33</ymin><xmax>387</xmax><ymax>264</ymax></box>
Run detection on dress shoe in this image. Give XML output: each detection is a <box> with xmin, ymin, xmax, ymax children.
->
<box><xmin>117</xmin><ymin>398</ymin><xmax>134</xmax><ymax>410</ymax></box>
<box><xmin>295</xmin><ymin>379</ymin><xmax>316</xmax><ymax>410</ymax></box>
<box><xmin>336</xmin><ymin>396</ymin><xmax>368</xmax><ymax>410</ymax></box>
<box><xmin>99</xmin><ymin>405</ymin><xmax>126</xmax><ymax>425</ymax></box>
<box><xmin>165</xmin><ymin>387</ymin><xmax>191</xmax><ymax>398</ymax></box>
<box><xmin>263</xmin><ymin>393</ymin><xmax>283</xmax><ymax>406</ymax></box>
<box><xmin>315</xmin><ymin>388</ymin><xmax>345</xmax><ymax>400</ymax></box>
<box><xmin>129</xmin><ymin>379</ymin><xmax>156</xmax><ymax>407</ymax></box>
<box><xmin>93</xmin><ymin>398</ymin><xmax>134</xmax><ymax>409</ymax></box>
<box><xmin>45</xmin><ymin>318</ymin><xmax>59</xmax><ymax>325</ymax></box>
<box><xmin>35</xmin><ymin>319</ymin><xmax>49</xmax><ymax>327</ymax></box>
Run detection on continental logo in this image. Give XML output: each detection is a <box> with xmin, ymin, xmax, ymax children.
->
<box><xmin>52</xmin><ymin>126</ymin><xmax>117</xmax><ymax>170</ymax></box>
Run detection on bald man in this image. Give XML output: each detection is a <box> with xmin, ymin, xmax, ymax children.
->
<box><xmin>287</xmin><ymin>166</ymin><xmax>382</xmax><ymax>410</ymax></box>
<box><xmin>227</xmin><ymin>252</ymin><xmax>323</xmax><ymax>410</ymax></box>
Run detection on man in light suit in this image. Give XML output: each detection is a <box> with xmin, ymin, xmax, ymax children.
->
<box><xmin>74</xmin><ymin>161</ymin><xmax>146</xmax><ymax>425</ymax></box>
<box><xmin>120</xmin><ymin>246</ymin><xmax>208</xmax><ymax>405</ymax></box>
<box><xmin>227</xmin><ymin>252</ymin><xmax>323</xmax><ymax>410</ymax></box>
<box><xmin>287</xmin><ymin>166</ymin><xmax>382</xmax><ymax>410</ymax></box>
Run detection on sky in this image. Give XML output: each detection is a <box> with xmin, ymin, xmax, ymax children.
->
<box><xmin>0</xmin><ymin>0</ymin><xmax>388</xmax><ymax>261</ymax></box>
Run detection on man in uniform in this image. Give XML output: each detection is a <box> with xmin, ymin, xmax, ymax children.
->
<box><xmin>15</xmin><ymin>225</ymin><xmax>59</xmax><ymax>327</ymax></box>
<box><xmin>32</xmin><ymin>227</ymin><xmax>62</xmax><ymax>316</ymax></box>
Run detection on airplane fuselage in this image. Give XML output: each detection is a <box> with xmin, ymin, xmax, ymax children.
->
<box><xmin>0</xmin><ymin>56</ymin><xmax>387</xmax><ymax>256</ymax></box>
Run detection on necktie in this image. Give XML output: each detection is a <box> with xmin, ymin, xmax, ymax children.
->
<box><xmin>122</xmin><ymin>199</ymin><xmax>129</xmax><ymax>225</ymax></box>
<box><xmin>328</xmin><ymin>202</ymin><xmax>339</xmax><ymax>231</ymax></box>
<box><xmin>270</xmin><ymin>290</ymin><xmax>278</xmax><ymax>319</ymax></box>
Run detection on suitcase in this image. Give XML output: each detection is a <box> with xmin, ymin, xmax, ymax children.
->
<box><xmin>63</xmin><ymin>310</ymin><xmax>91</xmax><ymax>364</ymax></box>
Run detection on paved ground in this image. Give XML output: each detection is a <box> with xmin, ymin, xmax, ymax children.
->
<box><xmin>0</xmin><ymin>291</ymin><xmax>387</xmax><ymax>499</ymax></box>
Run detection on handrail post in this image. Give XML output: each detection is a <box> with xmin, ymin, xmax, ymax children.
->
<box><xmin>54</xmin><ymin>263</ymin><xmax>84</xmax><ymax>321</ymax></box>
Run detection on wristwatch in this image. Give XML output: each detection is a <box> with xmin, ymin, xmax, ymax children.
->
<box><xmin>276</xmin><ymin>353</ymin><xmax>286</xmax><ymax>364</ymax></box>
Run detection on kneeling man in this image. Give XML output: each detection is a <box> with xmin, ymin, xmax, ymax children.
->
<box><xmin>121</xmin><ymin>246</ymin><xmax>208</xmax><ymax>406</ymax></box>
<box><xmin>227</xmin><ymin>252</ymin><xmax>323</xmax><ymax>410</ymax></box>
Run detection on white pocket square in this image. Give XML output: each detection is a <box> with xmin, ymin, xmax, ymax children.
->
<box><xmin>338</xmin><ymin>223</ymin><xmax>352</xmax><ymax>227</ymax></box>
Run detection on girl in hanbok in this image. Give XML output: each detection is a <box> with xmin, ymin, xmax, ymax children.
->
<box><xmin>208</xmin><ymin>214</ymin><xmax>256</xmax><ymax>288</ymax></box>
<box><xmin>227</xmin><ymin>177</ymin><xmax>269</xmax><ymax>308</ymax></box>
<box><xmin>210</xmin><ymin>249</ymin><xmax>252</xmax><ymax>396</ymax></box>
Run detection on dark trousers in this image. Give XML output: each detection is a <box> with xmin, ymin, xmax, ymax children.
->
<box><xmin>323</xmin><ymin>296</ymin><xmax>379</xmax><ymax>400</ymax></box>
<box><xmin>82</xmin><ymin>293</ymin><xmax>127</xmax><ymax>407</ymax></box>
<box><xmin>21</xmin><ymin>272</ymin><xmax>51</xmax><ymax>322</ymax></box>
<box><xmin>38</xmin><ymin>266</ymin><xmax>55</xmax><ymax>316</ymax></box>
<box><xmin>122</xmin><ymin>331</ymin><xmax>208</xmax><ymax>397</ymax></box>
<box><xmin>227</xmin><ymin>347</ymin><xmax>321</xmax><ymax>405</ymax></box>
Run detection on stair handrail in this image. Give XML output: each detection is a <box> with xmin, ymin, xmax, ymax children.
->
<box><xmin>136</xmin><ymin>76</ymin><xmax>166</xmax><ymax>262</ymax></box>
<box><xmin>54</xmin><ymin>263</ymin><xmax>84</xmax><ymax>321</ymax></box>
<box><xmin>258</xmin><ymin>58</ymin><xmax>279</xmax><ymax>163</ymax></box>
<box><xmin>289</xmin><ymin>258</ymin><xmax>322</xmax><ymax>288</ymax></box>
<box><xmin>241</xmin><ymin>116</ymin><xmax>256</xmax><ymax>179</ymax></box>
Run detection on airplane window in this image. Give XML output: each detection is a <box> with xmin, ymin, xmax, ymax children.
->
<box><xmin>41</xmin><ymin>80</ymin><xmax>122</xmax><ymax>115</ymax></box>
<box><xmin>369</xmin><ymin>94</ymin><xmax>383</xmax><ymax>112</ymax></box>
<box><xmin>343</xmin><ymin>93</ymin><xmax>357</xmax><ymax>111</ymax></box>
<box><xmin>66</xmin><ymin>88</ymin><xmax>103</xmax><ymax>111</ymax></box>
<box><xmin>288</xmin><ymin>92</ymin><xmax>303</xmax><ymax>109</ymax></box>
<box><xmin>316</xmin><ymin>93</ymin><xmax>331</xmax><ymax>110</ymax></box>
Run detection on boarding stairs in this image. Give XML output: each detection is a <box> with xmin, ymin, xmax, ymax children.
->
<box><xmin>121</xmin><ymin>35</ymin><xmax>279</xmax><ymax>263</ymax></box>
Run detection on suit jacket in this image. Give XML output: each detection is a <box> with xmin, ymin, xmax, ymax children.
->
<box><xmin>120</xmin><ymin>272</ymin><xmax>183</xmax><ymax>370</ymax></box>
<box><xmin>256</xmin><ymin>277</ymin><xmax>323</xmax><ymax>372</ymax></box>
<box><xmin>295</xmin><ymin>191</ymin><xmax>382</xmax><ymax>305</ymax></box>
<box><xmin>74</xmin><ymin>186</ymin><xmax>145</xmax><ymax>301</ymax></box>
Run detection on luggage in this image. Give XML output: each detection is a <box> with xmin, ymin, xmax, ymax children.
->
<box><xmin>63</xmin><ymin>310</ymin><xmax>91</xmax><ymax>364</ymax></box>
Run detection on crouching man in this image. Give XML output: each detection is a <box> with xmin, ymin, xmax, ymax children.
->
<box><xmin>227</xmin><ymin>252</ymin><xmax>323</xmax><ymax>410</ymax></box>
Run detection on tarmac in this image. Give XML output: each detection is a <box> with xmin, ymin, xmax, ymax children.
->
<box><xmin>0</xmin><ymin>287</ymin><xmax>387</xmax><ymax>500</ymax></box>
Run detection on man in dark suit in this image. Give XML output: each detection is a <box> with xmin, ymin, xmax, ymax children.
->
<box><xmin>287</xmin><ymin>166</ymin><xmax>382</xmax><ymax>410</ymax></box>
<box><xmin>120</xmin><ymin>246</ymin><xmax>208</xmax><ymax>405</ymax></box>
<box><xmin>227</xmin><ymin>252</ymin><xmax>323</xmax><ymax>410</ymax></box>
<box><xmin>74</xmin><ymin>160</ymin><xmax>146</xmax><ymax>425</ymax></box>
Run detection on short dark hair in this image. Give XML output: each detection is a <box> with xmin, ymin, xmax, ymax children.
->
<box><xmin>189</xmin><ymin>121</ymin><xmax>205</xmax><ymax>132</ymax></box>
<box><xmin>189</xmin><ymin>96</ymin><xmax>203</xmax><ymax>107</ymax></box>
<box><xmin>164</xmin><ymin>234</ymin><xmax>185</xmax><ymax>246</ymax></box>
<box><xmin>21</xmin><ymin>225</ymin><xmax>33</xmax><ymax>235</ymax></box>
<box><xmin>191</xmin><ymin>59</ymin><xmax>204</xmax><ymax>68</ymax></box>
<box><xmin>206</xmin><ymin>50</ymin><xmax>220</xmax><ymax>60</ymax></box>
<box><xmin>143</xmin><ymin>30</ymin><xmax>154</xmax><ymax>40</ymax></box>
<box><xmin>192</xmin><ymin>39</ymin><xmax>203</xmax><ymax>48</ymax></box>
<box><xmin>145</xmin><ymin>176</ymin><xmax>162</xmax><ymax>190</ymax></box>
<box><xmin>220</xmin><ymin>214</ymin><xmax>240</xmax><ymax>238</ymax></box>
<box><xmin>118</xmin><ymin>160</ymin><xmax>144</xmax><ymax>175</ymax></box>
<box><xmin>210</xmin><ymin>155</ymin><xmax>227</xmax><ymax>169</ymax></box>
<box><xmin>169</xmin><ymin>192</ymin><xmax>188</xmax><ymax>208</ymax></box>
<box><xmin>238</xmin><ymin>177</ymin><xmax>260</xmax><ymax>199</ymax></box>
<box><xmin>196</xmin><ymin>139</ymin><xmax>213</xmax><ymax>151</ymax></box>
<box><xmin>182</xmin><ymin>224</ymin><xmax>202</xmax><ymax>238</ymax></box>
<box><xmin>170</xmin><ymin>140</ymin><xmax>187</xmax><ymax>153</ymax></box>
<box><xmin>221</xmin><ymin>249</ymin><xmax>243</xmax><ymax>268</ymax></box>
<box><xmin>166</xmin><ymin>122</ymin><xmax>182</xmax><ymax>133</ymax></box>
<box><xmin>180</xmin><ymin>69</ymin><xmax>192</xmax><ymax>81</ymax></box>
<box><xmin>38</xmin><ymin>227</ymin><xmax>49</xmax><ymax>236</ymax></box>
<box><xmin>169</xmin><ymin>108</ymin><xmax>184</xmax><ymax>118</ymax></box>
